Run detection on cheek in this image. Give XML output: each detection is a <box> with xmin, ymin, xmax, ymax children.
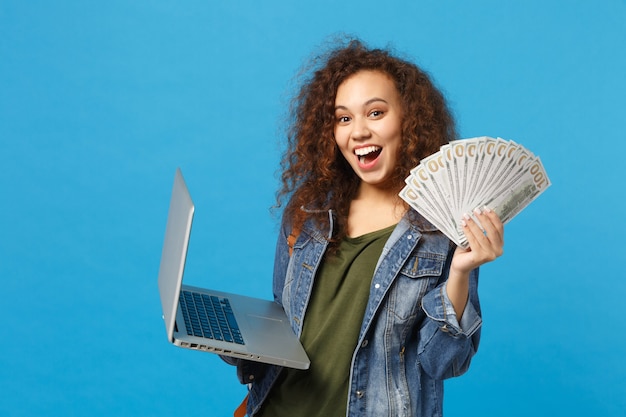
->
<box><xmin>335</xmin><ymin>142</ymin><xmax>355</xmax><ymax>164</ymax></box>
<box><xmin>386</xmin><ymin>126</ymin><xmax>403</xmax><ymax>152</ymax></box>
<box><xmin>333</xmin><ymin>128</ymin><xmax>349</xmax><ymax>149</ymax></box>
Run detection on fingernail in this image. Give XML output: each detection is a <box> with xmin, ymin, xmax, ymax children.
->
<box><xmin>474</xmin><ymin>207</ymin><xmax>482</xmax><ymax>215</ymax></box>
<box><xmin>483</xmin><ymin>206</ymin><xmax>492</xmax><ymax>213</ymax></box>
<box><xmin>461</xmin><ymin>219</ymin><xmax>467</xmax><ymax>227</ymax></box>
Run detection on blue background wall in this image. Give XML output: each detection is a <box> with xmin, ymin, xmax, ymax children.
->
<box><xmin>2</xmin><ymin>1</ymin><xmax>625</xmax><ymax>416</ymax></box>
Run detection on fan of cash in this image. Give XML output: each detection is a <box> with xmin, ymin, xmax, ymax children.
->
<box><xmin>399</xmin><ymin>136</ymin><xmax>551</xmax><ymax>248</ymax></box>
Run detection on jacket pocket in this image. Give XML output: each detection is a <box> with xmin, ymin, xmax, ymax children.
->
<box><xmin>391</xmin><ymin>252</ymin><xmax>446</xmax><ymax>321</ymax></box>
<box><xmin>400</xmin><ymin>252</ymin><xmax>446</xmax><ymax>279</ymax></box>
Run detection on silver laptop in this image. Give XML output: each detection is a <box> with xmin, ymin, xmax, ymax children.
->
<box><xmin>157</xmin><ymin>168</ymin><xmax>310</xmax><ymax>370</ymax></box>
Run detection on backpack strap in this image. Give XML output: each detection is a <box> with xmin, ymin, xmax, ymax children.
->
<box><xmin>287</xmin><ymin>223</ymin><xmax>301</xmax><ymax>257</ymax></box>
<box><xmin>233</xmin><ymin>394</ymin><xmax>248</xmax><ymax>417</ymax></box>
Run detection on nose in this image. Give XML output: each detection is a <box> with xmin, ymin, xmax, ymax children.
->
<box><xmin>351</xmin><ymin>116</ymin><xmax>371</xmax><ymax>141</ymax></box>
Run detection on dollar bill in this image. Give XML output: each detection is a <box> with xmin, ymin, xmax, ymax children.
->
<box><xmin>400</xmin><ymin>137</ymin><xmax>551</xmax><ymax>247</ymax></box>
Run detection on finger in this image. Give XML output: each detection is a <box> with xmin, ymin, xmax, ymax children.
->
<box><xmin>461</xmin><ymin>212</ymin><xmax>488</xmax><ymax>249</ymax></box>
<box><xmin>476</xmin><ymin>207</ymin><xmax>504</xmax><ymax>245</ymax></box>
<box><xmin>474</xmin><ymin>207</ymin><xmax>504</xmax><ymax>258</ymax></box>
<box><xmin>474</xmin><ymin>208</ymin><xmax>501</xmax><ymax>238</ymax></box>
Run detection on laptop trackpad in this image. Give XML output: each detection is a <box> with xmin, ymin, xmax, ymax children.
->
<box><xmin>248</xmin><ymin>313</ymin><xmax>284</xmax><ymax>322</ymax></box>
<box><xmin>244</xmin><ymin>314</ymin><xmax>297</xmax><ymax>347</ymax></box>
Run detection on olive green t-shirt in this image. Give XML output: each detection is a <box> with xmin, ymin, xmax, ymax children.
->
<box><xmin>257</xmin><ymin>225</ymin><xmax>395</xmax><ymax>417</ymax></box>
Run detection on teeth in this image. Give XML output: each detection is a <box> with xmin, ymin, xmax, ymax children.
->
<box><xmin>355</xmin><ymin>145</ymin><xmax>381</xmax><ymax>156</ymax></box>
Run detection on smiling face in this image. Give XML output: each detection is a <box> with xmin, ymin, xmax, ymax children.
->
<box><xmin>334</xmin><ymin>70</ymin><xmax>404</xmax><ymax>191</ymax></box>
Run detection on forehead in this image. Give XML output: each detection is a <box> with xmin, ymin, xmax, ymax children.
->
<box><xmin>335</xmin><ymin>70</ymin><xmax>399</xmax><ymax>105</ymax></box>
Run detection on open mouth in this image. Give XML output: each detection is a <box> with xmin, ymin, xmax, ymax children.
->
<box><xmin>355</xmin><ymin>145</ymin><xmax>382</xmax><ymax>165</ymax></box>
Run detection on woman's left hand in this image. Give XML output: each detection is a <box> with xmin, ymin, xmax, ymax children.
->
<box><xmin>451</xmin><ymin>206</ymin><xmax>504</xmax><ymax>274</ymax></box>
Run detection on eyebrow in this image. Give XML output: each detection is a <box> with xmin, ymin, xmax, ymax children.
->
<box><xmin>334</xmin><ymin>97</ymin><xmax>389</xmax><ymax>111</ymax></box>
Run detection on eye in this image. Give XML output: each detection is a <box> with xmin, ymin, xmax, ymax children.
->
<box><xmin>336</xmin><ymin>115</ymin><xmax>351</xmax><ymax>124</ymax></box>
<box><xmin>369</xmin><ymin>110</ymin><xmax>384</xmax><ymax>118</ymax></box>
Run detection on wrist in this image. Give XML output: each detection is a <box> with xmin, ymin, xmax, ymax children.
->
<box><xmin>448</xmin><ymin>266</ymin><xmax>471</xmax><ymax>284</ymax></box>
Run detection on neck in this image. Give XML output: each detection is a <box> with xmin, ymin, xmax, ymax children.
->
<box><xmin>346</xmin><ymin>182</ymin><xmax>407</xmax><ymax>237</ymax></box>
<box><xmin>354</xmin><ymin>181</ymin><xmax>402</xmax><ymax>204</ymax></box>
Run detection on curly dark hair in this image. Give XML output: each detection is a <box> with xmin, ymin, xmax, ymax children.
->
<box><xmin>277</xmin><ymin>37</ymin><xmax>457</xmax><ymax>243</ymax></box>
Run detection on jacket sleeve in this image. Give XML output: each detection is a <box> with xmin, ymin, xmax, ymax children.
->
<box><xmin>272</xmin><ymin>215</ymin><xmax>292</xmax><ymax>305</ymax></box>
<box><xmin>220</xmin><ymin>216</ymin><xmax>291</xmax><ymax>384</ymax></box>
<box><xmin>418</xmin><ymin>264</ymin><xmax>482</xmax><ymax>380</ymax></box>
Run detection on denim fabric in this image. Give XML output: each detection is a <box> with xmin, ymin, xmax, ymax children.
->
<box><xmin>233</xmin><ymin>209</ymin><xmax>482</xmax><ymax>417</ymax></box>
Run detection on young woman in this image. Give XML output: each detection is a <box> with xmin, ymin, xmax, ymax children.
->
<box><xmin>231</xmin><ymin>38</ymin><xmax>504</xmax><ymax>417</ymax></box>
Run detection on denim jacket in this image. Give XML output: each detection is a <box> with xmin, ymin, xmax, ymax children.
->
<box><xmin>232</xmin><ymin>208</ymin><xmax>482</xmax><ymax>417</ymax></box>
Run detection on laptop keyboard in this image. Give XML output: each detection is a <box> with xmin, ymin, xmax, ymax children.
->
<box><xmin>179</xmin><ymin>290</ymin><xmax>245</xmax><ymax>345</ymax></box>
